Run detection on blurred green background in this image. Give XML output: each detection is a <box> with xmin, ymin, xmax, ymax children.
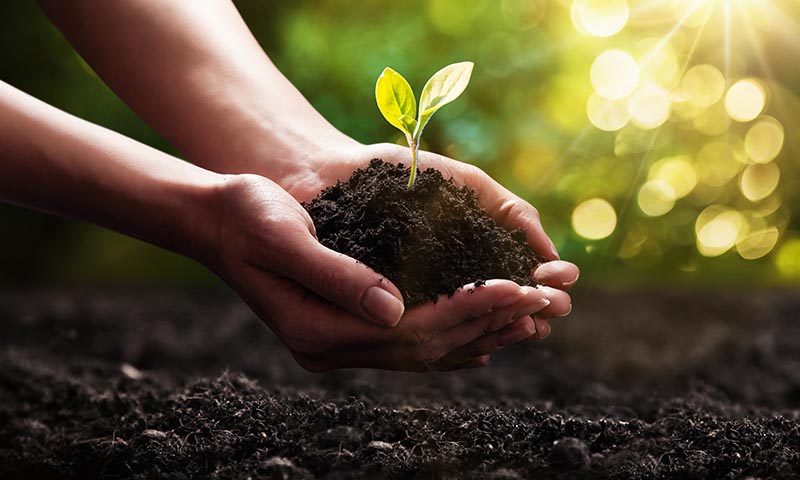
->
<box><xmin>0</xmin><ymin>0</ymin><xmax>798</xmax><ymax>289</ymax></box>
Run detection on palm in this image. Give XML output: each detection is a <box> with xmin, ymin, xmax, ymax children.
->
<box><xmin>214</xmin><ymin>173</ymin><xmax>557</xmax><ymax>371</ymax></box>
<box><xmin>270</xmin><ymin>145</ymin><xmax>575</xmax><ymax>365</ymax></box>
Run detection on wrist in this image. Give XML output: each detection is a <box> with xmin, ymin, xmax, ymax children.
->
<box><xmin>164</xmin><ymin>60</ymin><xmax>360</xmax><ymax>186</ymax></box>
<box><xmin>158</xmin><ymin>168</ymin><xmax>232</xmax><ymax>269</ymax></box>
<box><xmin>218</xmin><ymin>110</ymin><xmax>359</xmax><ymax>185</ymax></box>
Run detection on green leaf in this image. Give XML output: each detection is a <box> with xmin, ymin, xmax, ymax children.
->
<box><xmin>375</xmin><ymin>67</ymin><xmax>417</xmax><ymax>136</ymax></box>
<box><xmin>416</xmin><ymin>61</ymin><xmax>473</xmax><ymax>134</ymax></box>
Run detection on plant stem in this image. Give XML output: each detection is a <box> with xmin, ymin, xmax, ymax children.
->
<box><xmin>406</xmin><ymin>135</ymin><xmax>418</xmax><ymax>188</ymax></box>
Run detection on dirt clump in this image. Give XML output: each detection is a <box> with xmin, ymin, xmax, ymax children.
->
<box><xmin>304</xmin><ymin>159</ymin><xmax>541</xmax><ymax>305</ymax></box>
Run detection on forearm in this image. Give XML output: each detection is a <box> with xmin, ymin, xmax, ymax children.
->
<box><xmin>38</xmin><ymin>0</ymin><xmax>353</xmax><ymax>183</ymax></box>
<box><xmin>0</xmin><ymin>81</ymin><xmax>222</xmax><ymax>263</ymax></box>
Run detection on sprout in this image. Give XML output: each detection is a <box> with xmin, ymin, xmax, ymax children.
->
<box><xmin>375</xmin><ymin>62</ymin><xmax>474</xmax><ymax>187</ymax></box>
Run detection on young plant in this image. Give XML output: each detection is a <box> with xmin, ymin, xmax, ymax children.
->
<box><xmin>375</xmin><ymin>61</ymin><xmax>474</xmax><ymax>187</ymax></box>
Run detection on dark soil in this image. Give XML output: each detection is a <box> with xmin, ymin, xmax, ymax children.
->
<box><xmin>1</xmin><ymin>288</ymin><xmax>800</xmax><ymax>479</ymax></box>
<box><xmin>303</xmin><ymin>159</ymin><xmax>541</xmax><ymax>305</ymax></box>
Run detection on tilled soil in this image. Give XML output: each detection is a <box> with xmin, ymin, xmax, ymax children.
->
<box><xmin>1</xmin><ymin>289</ymin><xmax>799</xmax><ymax>479</ymax></box>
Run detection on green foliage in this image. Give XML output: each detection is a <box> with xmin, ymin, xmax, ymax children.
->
<box><xmin>375</xmin><ymin>62</ymin><xmax>473</xmax><ymax>187</ymax></box>
<box><xmin>418</xmin><ymin>62</ymin><xmax>473</xmax><ymax>133</ymax></box>
<box><xmin>375</xmin><ymin>67</ymin><xmax>417</xmax><ymax>135</ymax></box>
<box><xmin>2</xmin><ymin>0</ymin><xmax>799</xmax><ymax>287</ymax></box>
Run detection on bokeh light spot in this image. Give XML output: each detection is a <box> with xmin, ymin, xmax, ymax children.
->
<box><xmin>572</xmin><ymin>198</ymin><xmax>617</xmax><ymax>240</ymax></box>
<box><xmin>753</xmin><ymin>195</ymin><xmax>783</xmax><ymax>217</ymax></box>
<box><xmin>745</xmin><ymin>116</ymin><xmax>784</xmax><ymax>163</ymax></box>
<box><xmin>638</xmin><ymin>179</ymin><xmax>676</xmax><ymax>217</ymax></box>
<box><xmin>572</xmin><ymin>0</ymin><xmax>629</xmax><ymax>37</ymax></box>
<box><xmin>695</xmin><ymin>207</ymin><xmax>744</xmax><ymax>257</ymax></box>
<box><xmin>627</xmin><ymin>81</ymin><xmax>671</xmax><ymax>129</ymax></box>
<box><xmin>649</xmin><ymin>155</ymin><xmax>697</xmax><ymax>198</ymax></box>
<box><xmin>587</xmin><ymin>92</ymin><xmax>630</xmax><ymax>131</ymax></box>
<box><xmin>775</xmin><ymin>237</ymin><xmax>800</xmax><ymax>278</ymax></box>
<box><xmin>693</xmin><ymin>101</ymin><xmax>731</xmax><ymax>136</ymax></box>
<box><xmin>591</xmin><ymin>49</ymin><xmax>639</xmax><ymax>100</ymax></box>
<box><xmin>725</xmin><ymin>79</ymin><xmax>766</xmax><ymax>122</ymax></box>
<box><xmin>697</xmin><ymin>141</ymin><xmax>744</xmax><ymax>186</ymax></box>
<box><xmin>740</xmin><ymin>163</ymin><xmax>780</xmax><ymax>202</ymax></box>
<box><xmin>678</xmin><ymin>64</ymin><xmax>726</xmax><ymax>108</ymax></box>
<box><xmin>736</xmin><ymin>227</ymin><xmax>779</xmax><ymax>260</ymax></box>
<box><xmin>637</xmin><ymin>39</ymin><xmax>680</xmax><ymax>88</ymax></box>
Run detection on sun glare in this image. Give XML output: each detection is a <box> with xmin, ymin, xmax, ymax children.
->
<box><xmin>570</xmin><ymin>0</ymin><xmax>793</xmax><ymax>266</ymax></box>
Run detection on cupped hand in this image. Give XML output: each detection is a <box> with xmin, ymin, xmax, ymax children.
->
<box><xmin>207</xmin><ymin>174</ymin><xmax>552</xmax><ymax>371</ymax></box>
<box><xmin>268</xmin><ymin>141</ymin><xmax>580</xmax><ymax>346</ymax></box>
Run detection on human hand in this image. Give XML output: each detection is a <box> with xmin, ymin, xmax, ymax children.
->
<box><xmin>260</xmin><ymin>141</ymin><xmax>579</xmax><ymax>351</ymax></box>
<box><xmin>36</xmin><ymin>0</ymin><xmax>574</xmax><ymax>363</ymax></box>
<box><xmin>206</xmin><ymin>174</ymin><xmax>553</xmax><ymax>372</ymax></box>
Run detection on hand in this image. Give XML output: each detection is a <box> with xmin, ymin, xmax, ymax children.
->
<box><xmin>259</xmin><ymin>141</ymin><xmax>580</xmax><ymax>351</ymax></box>
<box><xmin>35</xmin><ymin>0</ymin><xmax>577</xmax><ymax>352</ymax></box>
<box><xmin>207</xmin><ymin>174</ymin><xmax>553</xmax><ymax>372</ymax></box>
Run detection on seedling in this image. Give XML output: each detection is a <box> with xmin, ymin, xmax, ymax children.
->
<box><xmin>375</xmin><ymin>61</ymin><xmax>474</xmax><ymax>187</ymax></box>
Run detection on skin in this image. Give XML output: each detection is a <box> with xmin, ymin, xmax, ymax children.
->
<box><xmin>2</xmin><ymin>0</ymin><xmax>581</xmax><ymax>371</ymax></box>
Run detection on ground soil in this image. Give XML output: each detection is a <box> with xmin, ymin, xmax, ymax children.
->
<box><xmin>1</xmin><ymin>288</ymin><xmax>799</xmax><ymax>479</ymax></box>
<box><xmin>303</xmin><ymin>159</ymin><xmax>540</xmax><ymax>305</ymax></box>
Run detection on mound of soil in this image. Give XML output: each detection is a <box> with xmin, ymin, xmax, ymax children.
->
<box><xmin>303</xmin><ymin>159</ymin><xmax>541</xmax><ymax>305</ymax></box>
<box><xmin>1</xmin><ymin>289</ymin><xmax>800</xmax><ymax>479</ymax></box>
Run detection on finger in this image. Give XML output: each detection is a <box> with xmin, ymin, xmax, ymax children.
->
<box><xmin>334</xmin><ymin>284</ymin><xmax>544</xmax><ymax>370</ymax></box>
<box><xmin>234</xmin><ymin>263</ymin><xmax>506</xmax><ymax>371</ymax></box>
<box><xmin>432</xmin><ymin>287</ymin><xmax>548</xmax><ymax>348</ymax></box>
<box><xmin>432</xmin><ymin>331</ymin><xmax>502</xmax><ymax>370</ymax></box>
<box><xmin>537</xmin><ymin>286</ymin><xmax>572</xmax><ymax>318</ymax></box>
<box><xmin>533</xmin><ymin>261</ymin><xmax>580</xmax><ymax>290</ymax></box>
<box><xmin>497</xmin><ymin>316</ymin><xmax>537</xmax><ymax>346</ymax></box>
<box><xmin>294</xmin><ymin>284</ymin><xmax>543</xmax><ymax>372</ymax></box>
<box><xmin>433</xmin><ymin>315</ymin><xmax>538</xmax><ymax>369</ymax></box>
<box><xmin>401</xmin><ymin>279</ymin><xmax>528</xmax><ymax>334</ymax></box>
<box><xmin>534</xmin><ymin>316</ymin><xmax>551</xmax><ymax>339</ymax></box>
<box><xmin>518</xmin><ymin>317</ymin><xmax>551</xmax><ymax>344</ymax></box>
<box><xmin>487</xmin><ymin>195</ymin><xmax>559</xmax><ymax>262</ymax></box>
<box><xmin>233</xmin><ymin>262</ymin><xmax>402</xmax><ymax>353</ymax></box>
<box><xmin>268</xmin><ymin>228</ymin><xmax>406</xmax><ymax>327</ymax></box>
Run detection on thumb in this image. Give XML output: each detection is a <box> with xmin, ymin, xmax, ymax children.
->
<box><xmin>273</xmin><ymin>230</ymin><xmax>405</xmax><ymax>327</ymax></box>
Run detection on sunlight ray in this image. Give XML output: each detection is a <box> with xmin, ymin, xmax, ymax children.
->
<box><xmin>766</xmin><ymin>1</ymin><xmax>800</xmax><ymax>34</ymax></box>
<box><xmin>737</xmin><ymin>7</ymin><xmax>776</xmax><ymax>82</ymax></box>
<box><xmin>724</xmin><ymin>0</ymin><xmax>731</xmax><ymax>81</ymax></box>
<box><xmin>538</xmin><ymin>0</ymin><xmax>713</xmax><ymax>191</ymax></box>
<box><xmin>638</xmin><ymin>0</ymin><xmax>708</xmax><ymax>61</ymax></box>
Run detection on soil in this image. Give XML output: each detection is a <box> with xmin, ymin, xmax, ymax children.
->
<box><xmin>303</xmin><ymin>159</ymin><xmax>541</xmax><ymax>305</ymax></box>
<box><xmin>1</xmin><ymin>288</ymin><xmax>800</xmax><ymax>479</ymax></box>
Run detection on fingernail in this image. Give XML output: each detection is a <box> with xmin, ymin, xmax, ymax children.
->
<box><xmin>563</xmin><ymin>272</ymin><xmax>580</xmax><ymax>288</ymax></box>
<box><xmin>534</xmin><ymin>318</ymin><xmax>551</xmax><ymax>339</ymax></box>
<box><xmin>361</xmin><ymin>286</ymin><xmax>404</xmax><ymax>326</ymax></box>
<box><xmin>499</xmin><ymin>323</ymin><xmax>535</xmax><ymax>346</ymax></box>
<box><xmin>494</xmin><ymin>289</ymin><xmax>525</xmax><ymax>309</ymax></box>
<box><xmin>512</xmin><ymin>297</ymin><xmax>550</xmax><ymax>319</ymax></box>
<box><xmin>558</xmin><ymin>303</ymin><xmax>573</xmax><ymax>317</ymax></box>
